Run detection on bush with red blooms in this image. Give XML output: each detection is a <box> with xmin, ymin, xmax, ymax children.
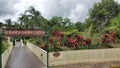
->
<box><xmin>66</xmin><ymin>35</ymin><xmax>91</xmax><ymax>48</ymax></box>
<box><xmin>50</xmin><ymin>31</ymin><xmax>92</xmax><ymax>49</ymax></box>
<box><xmin>47</xmin><ymin>30</ymin><xmax>118</xmax><ymax>51</ymax></box>
<box><xmin>86</xmin><ymin>39</ymin><xmax>91</xmax><ymax>45</ymax></box>
<box><xmin>102</xmin><ymin>31</ymin><xmax>116</xmax><ymax>44</ymax></box>
<box><xmin>49</xmin><ymin>37</ymin><xmax>54</xmax><ymax>44</ymax></box>
<box><xmin>52</xmin><ymin>31</ymin><xmax>64</xmax><ymax>37</ymax></box>
<box><xmin>81</xmin><ymin>39</ymin><xmax>91</xmax><ymax>46</ymax></box>
<box><xmin>51</xmin><ymin>31</ymin><xmax>63</xmax><ymax>41</ymax></box>
<box><xmin>75</xmin><ymin>35</ymin><xmax>91</xmax><ymax>45</ymax></box>
<box><xmin>67</xmin><ymin>37</ymin><xmax>78</xmax><ymax>48</ymax></box>
<box><xmin>76</xmin><ymin>35</ymin><xmax>84</xmax><ymax>42</ymax></box>
<box><xmin>82</xmin><ymin>40</ymin><xmax>87</xmax><ymax>46</ymax></box>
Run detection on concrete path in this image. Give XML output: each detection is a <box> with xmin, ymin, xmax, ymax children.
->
<box><xmin>50</xmin><ymin>61</ymin><xmax>120</xmax><ymax>68</ymax></box>
<box><xmin>5</xmin><ymin>42</ymin><xmax>46</xmax><ymax>68</ymax></box>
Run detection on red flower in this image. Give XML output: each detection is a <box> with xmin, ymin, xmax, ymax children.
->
<box><xmin>102</xmin><ymin>31</ymin><xmax>116</xmax><ymax>44</ymax></box>
<box><xmin>102</xmin><ymin>38</ymin><xmax>106</xmax><ymax>43</ymax></box>
<box><xmin>109</xmin><ymin>31</ymin><xmax>116</xmax><ymax>38</ymax></box>
<box><xmin>86</xmin><ymin>39</ymin><xmax>91</xmax><ymax>45</ymax></box>
<box><xmin>59</xmin><ymin>32</ymin><xmax>64</xmax><ymax>37</ymax></box>
<box><xmin>67</xmin><ymin>38</ymin><xmax>75</xmax><ymax>44</ymax></box>
<box><xmin>49</xmin><ymin>37</ymin><xmax>53</xmax><ymax>44</ymax></box>
<box><xmin>110</xmin><ymin>38</ymin><xmax>115</xmax><ymax>42</ymax></box>
<box><xmin>52</xmin><ymin>31</ymin><xmax>56</xmax><ymax>36</ymax></box>
<box><xmin>71</xmin><ymin>43</ymin><xmax>78</xmax><ymax>47</ymax></box>
<box><xmin>56</xmin><ymin>36</ymin><xmax>62</xmax><ymax>41</ymax></box>
<box><xmin>82</xmin><ymin>40</ymin><xmax>87</xmax><ymax>46</ymax></box>
<box><xmin>76</xmin><ymin>36</ymin><xmax>84</xmax><ymax>42</ymax></box>
<box><xmin>103</xmin><ymin>34</ymin><xmax>109</xmax><ymax>38</ymax></box>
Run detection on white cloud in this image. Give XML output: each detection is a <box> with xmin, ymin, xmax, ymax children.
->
<box><xmin>0</xmin><ymin>0</ymin><xmax>102</xmax><ymax>23</ymax></box>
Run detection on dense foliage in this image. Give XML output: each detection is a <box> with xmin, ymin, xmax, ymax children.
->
<box><xmin>2</xmin><ymin>40</ymin><xmax>9</xmax><ymax>53</ymax></box>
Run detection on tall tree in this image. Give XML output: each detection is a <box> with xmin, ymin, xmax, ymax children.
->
<box><xmin>0</xmin><ymin>22</ymin><xmax>3</xmax><ymax>27</ymax></box>
<box><xmin>64</xmin><ymin>18</ymin><xmax>71</xmax><ymax>26</ymax></box>
<box><xmin>88</xmin><ymin>0</ymin><xmax>119</xmax><ymax>32</ymax></box>
<box><xmin>5</xmin><ymin>18</ymin><xmax>12</xmax><ymax>28</ymax></box>
<box><xmin>18</xmin><ymin>13</ymin><xmax>29</xmax><ymax>28</ymax></box>
<box><xmin>25</xmin><ymin>6</ymin><xmax>42</xmax><ymax>28</ymax></box>
<box><xmin>49</xmin><ymin>16</ymin><xmax>63</xmax><ymax>28</ymax></box>
<box><xmin>106</xmin><ymin>14</ymin><xmax>120</xmax><ymax>38</ymax></box>
<box><xmin>75</xmin><ymin>22</ymin><xmax>84</xmax><ymax>32</ymax></box>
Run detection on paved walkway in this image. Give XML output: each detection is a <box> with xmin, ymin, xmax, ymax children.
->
<box><xmin>5</xmin><ymin>42</ymin><xmax>46</xmax><ymax>68</ymax></box>
<box><xmin>50</xmin><ymin>61</ymin><xmax>120</xmax><ymax>68</ymax></box>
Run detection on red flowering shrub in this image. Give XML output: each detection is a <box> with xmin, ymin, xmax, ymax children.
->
<box><xmin>67</xmin><ymin>37</ymin><xmax>78</xmax><ymax>47</ymax></box>
<box><xmin>86</xmin><ymin>39</ymin><xmax>91</xmax><ymax>45</ymax></box>
<box><xmin>109</xmin><ymin>31</ymin><xmax>115</xmax><ymax>37</ymax></box>
<box><xmin>81</xmin><ymin>39</ymin><xmax>91</xmax><ymax>46</ymax></box>
<box><xmin>50</xmin><ymin>31</ymin><xmax>93</xmax><ymax>50</ymax></box>
<box><xmin>67</xmin><ymin>38</ymin><xmax>75</xmax><ymax>43</ymax></box>
<box><xmin>51</xmin><ymin>31</ymin><xmax>64</xmax><ymax>42</ymax></box>
<box><xmin>111</xmin><ymin>38</ymin><xmax>115</xmax><ymax>42</ymax></box>
<box><xmin>103</xmin><ymin>34</ymin><xmax>109</xmax><ymax>38</ymax></box>
<box><xmin>102</xmin><ymin>31</ymin><xmax>116</xmax><ymax>44</ymax></box>
<box><xmin>49</xmin><ymin>37</ymin><xmax>54</xmax><ymax>44</ymax></box>
<box><xmin>82</xmin><ymin>40</ymin><xmax>87</xmax><ymax>46</ymax></box>
<box><xmin>56</xmin><ymin>36</ymin><xmax>62</xmax><ymax>41</ymax></box>
<box><xmin>52</xmin><ymin>31</ymin><xmax>64</xmax><ymax>37</ymax></box>
<box><xmin>76</xmin><ymin>35</ymin><xmax>84</xmax><ymax>42</ymax></box>
<box><xmin>48</xmin><ymin>30</ymin><xmax>118</xmax><ymax>51</ymax></box>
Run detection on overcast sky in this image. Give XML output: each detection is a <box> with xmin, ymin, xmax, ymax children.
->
<box><xmin>0</xmin><ymin>0</ymin><xmax>120</xmax><ymax>23</ymax></box>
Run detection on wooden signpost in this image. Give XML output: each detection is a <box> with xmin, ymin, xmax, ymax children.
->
<box><xmin>4</xmin><ymin>29</ymin><xmax>45</xmax><ymax>37</ymax></box>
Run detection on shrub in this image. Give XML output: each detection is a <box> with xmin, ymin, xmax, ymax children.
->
<box><xmin>2</xmin><ymin>40</ymin><xmax>8</xmax><ymax>53</ymax></box>
<box><xmin>102</xmin><ymin>31</ymin><xmax>116</xmax><ymax>44</ymax></box>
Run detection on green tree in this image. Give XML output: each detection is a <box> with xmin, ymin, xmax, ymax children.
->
<box><xmin>75</xmin><ymin>22</ymin><xmax>84</xmax><ymax>32</ymax></box>
<box><xmin>5</xmin><ymin>18</ymin><xmax>12</xmax><ymax>28</ymax></box>
<box><xmin>106</xmin><ymin>14</ymin><xmax>120</xmax><ymax>38</ymax></box>
<box><xmin>64</xmin><ymin>18</ymin><xmax>71</xmax><ymax>26</ymax></box>
<box><xmin>88</xmin><ymin>0</ymin><xmax>119</xmax><ymax>32</ymax></box>
<box><xmin>50</xmin><ymin>16</ymin><xmax>63</xmax><ymax>26</ymax></box>
<box><xmin>0</xmin><ymin>22</ymin><xmax>4</xmax><ymax>27</ymax></box>
<box><xmin>18</xmin><ymin>13</ymin><xmax>29</xmax><ymax>28</ymax></box>
<box><xmin>48</xmin><ymin>16</ymin><xmax>63</xmax><ymax>30</ymax></box>
<box><xmin>13</xmin><ymin>22</ymin><xmax>20</xmax><ymax>29</ymax></box>
<box><xmin>25</xmin><ymin>6</ymin><xmax>42</xmax><ymax>28</ymax></box>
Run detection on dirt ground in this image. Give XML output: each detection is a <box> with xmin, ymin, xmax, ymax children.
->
<box><xmin>50</xmin><ymin>61</ymin><xmax>120</xmax><ymax>68</ymax></box>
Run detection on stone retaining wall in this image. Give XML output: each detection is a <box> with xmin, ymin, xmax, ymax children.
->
<box><xmin>49</xmin><ymin>48</ymin><xmax>120</xmax><ymax>66</ymax></box>
<box><xmin>26</xmin><ymin>42</ymin><xmax>47</xmax><ymax>66</ymax></box>
<box><xmin>2</xmin><ymin>43</ymin><xmax>13</xmax><ymax>68</ymax></box>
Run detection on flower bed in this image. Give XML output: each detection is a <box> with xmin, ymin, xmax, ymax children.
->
<box><xmin>28</xmin><ymin>30</ymin><xmax>118</xmax><ymax>52</ymax></box>
<box><xmin>46</xmin><ymin>31</ymin><xmax>117</xmax><ymax>52</ymax></box>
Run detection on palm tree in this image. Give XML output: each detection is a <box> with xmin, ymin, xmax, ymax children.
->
<box><xmin>18</xmin><ymin>13</ymin><xmax>29</xmax><ymax>28</ymax></box>
<box><xmin>0</xmin><ymin>22</ymin><xmax>3</xmax><ymax>27</ymax></box>
<box><xmin>64</xmin><ymin>18</ymin><xmax>71</xmax><ymax>26</ymax></box>
<box><xmin>49</xmin><ymin>16</ymin><xmax>63</xmax><ymax>27</ymax></box>
<box><xmin>25</xmin><ymin>6</ymin><xmax>41</xmax><ymax>28</ymax></box>
<box><xmin>5</xmin><ymin>18</ymin><xmax>12</xmax><ymax>28</ymax></box>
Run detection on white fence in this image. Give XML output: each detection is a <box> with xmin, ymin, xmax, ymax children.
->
<box><xmin>49</xmin><ymin>48</ymin><xmax>120</xmax><ymax>66</ymax></box>
<box><xmin>2</xmin><ymin>43</ymin><xmax>13</xmax><ymax>68</ymax></box>
<box><xmin>26</xmin><ymin>42</ymin><xmax>47</xmax><ymax>66</ymax></box>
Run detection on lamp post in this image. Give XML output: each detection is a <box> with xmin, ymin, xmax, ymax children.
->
<box><xmin>45</xmin><ymin>28</ymin><xmax>49</xmax><ymax>68</ymax></box>
<box><xmin>0</xmin><ymin>35</ymin><xmax>2</xmax><ymax>68</ymax></box>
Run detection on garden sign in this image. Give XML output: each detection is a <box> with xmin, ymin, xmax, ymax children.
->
<box><xmin>4</xmin><ymin>29</ymin><xmax>45</xmax><ymax>36</ymax></box>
